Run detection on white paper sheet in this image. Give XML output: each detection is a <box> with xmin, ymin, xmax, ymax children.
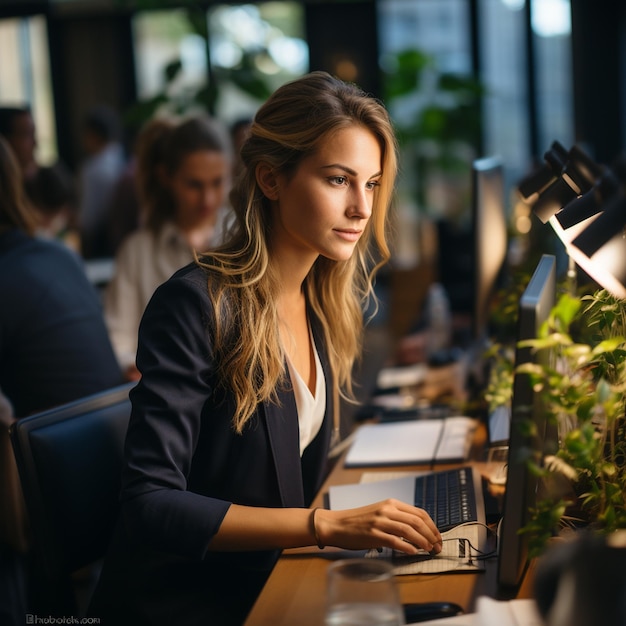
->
<box><xmin>344</xmin><ymin>417</ymin><xmax>477</xmax><ymax>467</ymax></box>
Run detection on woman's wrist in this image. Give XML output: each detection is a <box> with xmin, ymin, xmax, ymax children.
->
<box><xmin>310</xmin><ymin>507</ymin><xmax>325</xmax><ymax>549</ymax></box>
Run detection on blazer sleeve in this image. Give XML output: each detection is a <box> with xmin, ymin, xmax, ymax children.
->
<box><xmin>119</xmin><ymin>265</ymin><xmax>231</xmax><ymax>561</ymax></box>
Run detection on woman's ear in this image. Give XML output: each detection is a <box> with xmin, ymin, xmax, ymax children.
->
<box><xmin>256</xmin><ymin>163</ymin><xmax>279</xmax><ymax>200</ymax></box>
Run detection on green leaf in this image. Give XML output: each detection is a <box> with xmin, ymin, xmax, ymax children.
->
<box><xmin>552</xmin><ymin>293</ymin><xmax>582</xmax><ymax>329</ymax></box>
<box><xmin>229</xmin><ymin>70</ymin><xmax>273</xmax><ymax>101</ymax></box>
<box><xmin>437</xmin><ymin>72</ymin><xmax>484</xmax><ymax>97</ymax></box>
<box><xmin>185</xmin><ymin>7</ymin><xmax>209</xmax><ymax>39</ymax></box>
<box><xmin>163</xmin><ymin>59</ymin><xmax>183</xmax><ymax>83</ymax></box>
<box><xmin>382</xmin><ymin>49</ymin><xmax>432</xmax><ymax>99</ymax></box>
<box><xmin>122</xmin><ymin>94</ymin><xmax>169</xmax><ymax>130</ymax></box>
<box><xmin>592</xmin><ymin>337</ymin><xmax>626</xmax><ymax>356</ymax></box>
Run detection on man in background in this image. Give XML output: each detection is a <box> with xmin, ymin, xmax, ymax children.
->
<box><xmin>78</xmin><ymin>104</ymin><xmax>126</xmax><ymax>259</ymax></box>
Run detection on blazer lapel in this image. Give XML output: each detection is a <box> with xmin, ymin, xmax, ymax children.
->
<box><xmin>309</xmin><ymin>317</ymin><xmax>333</xmax><ymax>454</ymax></box>
<box><xmin>263</xmin><ymin>381</ymin><xmax>305</xmax><ymax>507</ymax></box>
<box><xmin>263</xmin><ymin>314</ymin><xmax>334</xmax><ymax>507</ymax></box>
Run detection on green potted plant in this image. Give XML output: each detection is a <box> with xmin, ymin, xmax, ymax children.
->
<box><xmin>381</xmin><ymin>48</ymin><xmax>484</xmax><ymax>217</ymax></box>
<box><xmin>487</xmin><ymin>287</ymin><xmax>626</xmax><ymax>557</ymax></box>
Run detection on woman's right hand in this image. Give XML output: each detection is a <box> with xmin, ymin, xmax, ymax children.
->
<box><xmin>315</xmin><ymin>500</ymin><xmax>442</xmax><ymax>555</ymax></box>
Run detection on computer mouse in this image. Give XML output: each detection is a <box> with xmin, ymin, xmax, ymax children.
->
<box><xmin>403</xmin><ymin>601</ymin><xmax>464</xmax><ymax>623</ymax></box>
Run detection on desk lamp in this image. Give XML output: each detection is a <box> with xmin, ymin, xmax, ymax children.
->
<box><xmin>530</xmin><ymin>144</ymin><xmax>603</xmax><ymax>223</ymax></box>
<box><xmin>519</xmin><ymin>144</ymin><xmax>626</xmax><ymax>299</ymax></box>
<box><xmin>569</xmin><ymin>156</ymin><xmax>626</xmax><ymax>257</ymax></box>
<box><xmin>517</xmin><ymin>140</ymin><xmax>569</xmax><ymax>205</ymax></box>
<box><xmin>555</xmin><ymin>164</ymin><xmax>621</xmax><ymax>229</ymax></box>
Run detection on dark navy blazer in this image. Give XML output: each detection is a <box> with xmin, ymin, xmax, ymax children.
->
<box><xmin>0</xmin><ymin>229</ymin><xmax>122</xmax><ymax>417</ymax></box>
<box><xmin>91</xmin><ymin>262</ymin><xmax>334</xmax><ymax>625</ymax></box>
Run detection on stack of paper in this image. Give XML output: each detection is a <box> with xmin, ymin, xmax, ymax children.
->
<box><xmin>344</xmin><ymin>417</ymin><xmax>477</xmax><ymax>467</ymax></box>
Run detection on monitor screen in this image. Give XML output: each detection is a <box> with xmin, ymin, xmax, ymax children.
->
<box><xmin>471</xmin><ymin>156</ymin><xmax>508</xmax><ymax>343</ymax></box>
<box><xmin>497</xmin><ymin>253</ymin><xmax>557</xmax><ymax>588</ymax></box>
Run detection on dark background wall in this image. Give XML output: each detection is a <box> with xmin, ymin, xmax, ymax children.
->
<box><xmin>570</xmin><ymin>0</ymin><xmax>626</xmax><ymax>163</ymax></box>
<box><xmin>304</xmin><ymin>1</ymin><xmax>380</xmax><ymax>99</ymax></box>
<box><xmin>47</xmin><ymin>12</ymin><xmax>137</xmax><ymax>168</ymax></box>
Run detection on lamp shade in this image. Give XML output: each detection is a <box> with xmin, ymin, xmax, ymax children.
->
<box><xmin>570</xmin><ymin>190</ymin><xmax>626</xmax><ymax>257</ymax></box>
<box><xmin>522</xmin><ymin>142</ymin><xmax>626</xmax><ymax>299</ymax></box>
<box><xmin>549</xmin><ymin>214</ymin><xmax>626</xmax><ymax>299</ymax></box>
<box><xmin>532</xmin><ymin>145</ymin><xmax>601</xmax><ymax>223</ymax></box>
<box><xmin>518</xmin><ymin>140</ymin><xmax>569</xmax><ymax>202</ymax></box>
<box><xmin>555</xmin><ymin>166</ymin><xmax>620</xmax><ymax>229</ymax></box>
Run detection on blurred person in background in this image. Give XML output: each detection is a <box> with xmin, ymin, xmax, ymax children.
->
<box><xmin>0</xmin><ymin>135</ymin><xmax>123</xmax><ymax>417</ymax></box>
<box><xmin>0</xmin><ymin>135</ymin><xmax>123</xmax><ymax>626</ymax></box>
<box><xmin>104</xmin><ymin>113</ymin><xmax>234</xmax><ymax>381</ymax></box>
<box><xmin>0</xmin><ymin>105</ymin><xmax>80</xmax><ymax>253</ymax></box>
<box><xmin>106</xmin><ymin>150</ymin><xmax>142</xmax><ymax>256</ymax></box>
<box><xmin>0</xmin><ymin>106</ymin><xmax>38</xmax><ymax>184</ymax></box>
<box><xmin>78</xmin><ymin>103</ymin><xmax>126</xmax><ymax>259</ymax></box>
<box><xmin>26</xmin><ymin>162</ymin><xmax>81</xmax><ymax>253</ymax></box>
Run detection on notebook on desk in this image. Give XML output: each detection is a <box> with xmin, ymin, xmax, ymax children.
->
<box><xmin>344</xmin><ymin>416</ymin><xmax>477</xmax><ymax>467</ymax></box>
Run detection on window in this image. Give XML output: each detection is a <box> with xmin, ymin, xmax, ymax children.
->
<box><xmin>132</xmin><ymin>2</ymin><xmax>307</xmax><ymax>124</ymax></box>
<box><xmin>379</xmin><ymin>0</ymin><xmax>574</xmax><ymax>210</ymax></box>
<box><xmin>0</xmin><ymin>15</ymin><xmax>57</xmax><ymax>164</ymax></box>
<box><xmin>378</xmin><ymin>0</ymin><xmax>475</xmax><ymax>222</ymax></box>
<box><xmin>531</xmin><ymin>0</ymin><xmax>574</xmax><ymax>152</ymax></box>
<box><xmin>478</xmin><ymin>0</ymin><xmax>530</xmax><ymax>187</ymax></box>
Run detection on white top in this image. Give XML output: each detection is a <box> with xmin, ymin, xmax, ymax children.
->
<box><xmin>285</xmin><ymin>330</ymin><xmax>326</xmax><ymax>457</ymax></box>
<box><xmin>104</xmin><ymin>208</ymin><xmax>232</xmax><ymax>369</ymax></box>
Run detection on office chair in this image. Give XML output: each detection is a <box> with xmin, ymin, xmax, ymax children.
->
<box><xmin>0</xmin><ymin>389</ymin><xmax>29</xmax><ymax>553</ymax></box>
<box><xmin>9</xmin><ymin>382</ymin><xmax>134</xmax><ymax>615</ymax></box>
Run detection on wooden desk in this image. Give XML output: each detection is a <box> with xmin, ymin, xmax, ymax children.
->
<box><xmin>245</xmin><ymin>428</ymin><xmax>535</xmax><ymax>626</ymax></box>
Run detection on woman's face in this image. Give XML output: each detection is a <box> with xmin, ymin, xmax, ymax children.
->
<box><xmin>269</xmin><ymin>125</ymin><xmax>382</xmax><ymax>265</ymax></box>
<box><xmin>167</xmin><ymin>149</ymin><xmax>230</xmax><ymax>231</ymax></box>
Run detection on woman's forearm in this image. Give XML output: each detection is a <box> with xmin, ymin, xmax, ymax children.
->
<box><xmin>207</xmin><ymin>500</ymin><xmax>442</xmax><ymax>555</ymax></box>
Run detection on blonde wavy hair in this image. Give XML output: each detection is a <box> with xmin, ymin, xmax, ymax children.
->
<box><xmin>197</xmin><ymin>71</ymin><xmax>398</xmax><ymax>433</ymax></box>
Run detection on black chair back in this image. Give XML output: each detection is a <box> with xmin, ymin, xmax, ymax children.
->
<box><xmin>9</xmin><ymin>382</ymin><xmax>134</xmax><ymax>613</ymax></box>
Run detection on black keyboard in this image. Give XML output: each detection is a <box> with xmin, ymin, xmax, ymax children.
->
<box><xmin>414</xmin><ymin>466</ymin><xmax>478</xmax><ymax>532</ymax></box>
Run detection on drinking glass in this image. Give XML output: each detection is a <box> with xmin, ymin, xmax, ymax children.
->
<box><xmin>325</xmin><ymin>558</ymin><xmax>406</xmax><ymax>626</ymax></box>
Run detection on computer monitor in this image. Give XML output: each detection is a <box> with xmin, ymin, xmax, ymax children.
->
<box><xmin>497</xmin><ymin>253</ymin><xmax>557</xmax><ymax>589</ymax></box>
<box><xmin>471</xmin><ymin>156</ymin><xmax>508</xmax><ymax>344</ymax></box>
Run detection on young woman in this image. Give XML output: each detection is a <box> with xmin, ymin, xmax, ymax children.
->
<box><xmin>90</xmin><ymin>72</ymin><xmax>442</xmax><ymax>625</ymax></box>
<box><xmin>104</xmin><ymin>114</ymin><xmax>233</xmax><ymax>381</ymax></box>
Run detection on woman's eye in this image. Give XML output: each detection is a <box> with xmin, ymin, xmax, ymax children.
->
<box><xmin>329</xmin><ymin>176</ymin><xmax>347</xmax><ymax>186</ymax></box>
<box><xmin>366</xmin><ymin>180</ymin><xmax>381</xmax><ymax>190</ymax></box>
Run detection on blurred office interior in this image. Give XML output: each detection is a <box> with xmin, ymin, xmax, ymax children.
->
<box><xmin>0</xmin><ymin>0</ymin><xmax>624</xmax><ymax>339</ymax></box>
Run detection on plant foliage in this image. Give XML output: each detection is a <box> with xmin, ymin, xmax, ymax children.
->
<box><xmin>515</xmin><ymin>290</ymin><xmax>626</xmax><ymax>556</ymax></box>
